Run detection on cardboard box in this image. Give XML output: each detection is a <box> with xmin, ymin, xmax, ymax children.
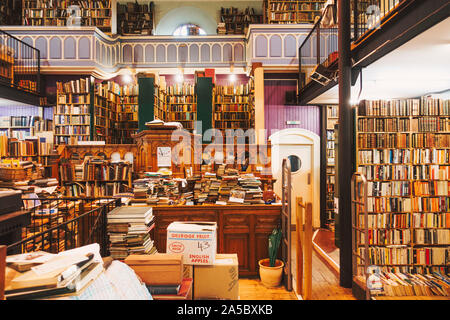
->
<box><xmin>183</xmin><ymin>265</ymin><xmax>194</xmax><ymax>300</ymax></box>
<box><xmin>193</xmin><ymin>254</ymin><xmax>239</xmax><ymax>300</ymax></box>
<box><xmin>166</xmin><ymin>222</ymin><xmax>217</xmax><ymax>265</ymax></box>
<box><xmin>124</xmin><ymin>253</ymin><xmax>183</xmax><ymax>285</ymax></box>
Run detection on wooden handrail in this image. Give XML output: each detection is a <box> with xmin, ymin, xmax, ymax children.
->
<box><xmin>296</xmin><ymin>197</ymin><xmax>313</xmax><ymax>300</ymax></box>
<box><xmin>0</xmin><ymin>245</ymin><xmax>5</xmax><ymax>300</ymax></box>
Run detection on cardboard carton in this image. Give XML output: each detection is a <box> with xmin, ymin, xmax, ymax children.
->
<box><xmin>193</xmin><ymin>254</ymin><xmax>239</xmax><ymax>300</ymax></box>
<box><xmin>166</xmin><ymin>222</ymin><xmax>217</xmax><ymax>265</ymax></box>
<box><xmin>124</xmin><ymin>253</ymin><xmax>183</xmax><ymax>285</ymax></box>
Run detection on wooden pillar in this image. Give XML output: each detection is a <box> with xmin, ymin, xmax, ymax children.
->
<box><xmin>338</xmin><ymin>0</ymin><xmax>354</xmax><ymax>288</ymax></box>
<box><xmin>253</xmin><ymin>64</ymin><xmax>265</xmax><ymax>145</ymax></box>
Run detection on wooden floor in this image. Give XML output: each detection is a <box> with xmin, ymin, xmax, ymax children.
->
<box><xmin>239</xmin><ymin>249</ymin><xmax>355</xmax><ymax>300</ymax></box>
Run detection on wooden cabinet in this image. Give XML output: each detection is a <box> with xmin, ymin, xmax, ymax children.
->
<box><xmin>153</xmin><ymin>204</ymin><xmax>282</xmax><ymax>277</ymax></box>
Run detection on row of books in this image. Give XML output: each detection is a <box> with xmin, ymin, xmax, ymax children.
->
<box><xmin>166</xmin><ymin>83</ymin><xmax>195</xmax><ymax>96</ymax></box>
<box><xmin>360</xmin><ymin>246</ymin><xmax>448</xmax><ymax>266</ymax></box>
<box><xmin>358</xmin><ymin>133</ymin><xmax>410</xmax><ymax>149</ymax></box>
<box><xmin>411</xmin><ymin>181</ymin><xmax>450</xmax><ymax>197</ymax></box>
<box><xmin>65</xmin><ymin>181</ymin><xmax>128</xmax><ymax>198</ymax></box>
<box><xmin>214</xmin><ymin>105</ymin><xmax>251</xmax><ymax>112</ymax></box>
<box><xmin>367</xmin><ymin>181</ymin><xmax>411</xmax><ymax>197</ymax></box>
<box><xmin>167</xmin><ymin>96</ymin><xmax>196</xmax><ymax>104</ymax></box>
<box><xmin>68</xmin><ymin>158</ymin><xmax>131</xmax><ymax>182</ymax></box>
<box><xmin>360</xmin><ymin>212</ymin><xmax>450</xmax><ymax>230</ymax></box>
<box><xmin>54</xmin><ymin>125</ymin><xmax>90</xmax><ymax>135</ymax></box>
<box><xmin>0</xmin><ymin>116</ymin><xmax>40</xmax><ymax>128</ymax></box>
<box><xmin>358</xmin><ymin>98</ymin><xmax>450</xmax><ymax>116</ymax></box>
<box><xmin>57</xmin><ymin>77</ymin><xmax>91</xmax><ymax>95</ymax></box>
<box><xmin>55</xmin><ymin>135</ymin><xmax>89</xmax><ymax>144</ymax></box>
<box><xmin>55</xmin><ymin>104</ymin><xmax>90</xmax><ymax>115</ymax></box>
<box><xmin>411</xmin><ymin>133</ymin><xmax>450</xmax><ymax>148</ymax></box>
<box><xmin>215</xmin><ymin>84</ymin><xmax>252</xmax><ymax>96</ymax></box>
<box><xmin>214</xmin><ymin>113</ymin><xmax>250</xmax><ymax>121</ymax></box>
<box><xmin>376</xmin><ymin>271</ymin><xmax>449</xmax><ymax>297</ymax></box>
<box><xmin>361</xmin><ymin>228</ymin><xmax>449</xmax><ymax>246</ymax></box>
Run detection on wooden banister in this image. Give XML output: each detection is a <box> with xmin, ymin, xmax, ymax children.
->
<box><xmin>296</xmin><ymin>198</ymin><xmax>313</xmax><ymax>300</ymax></box>
<box><xmin>0</xmin><ymin>245</ymin><xmax>6</xmax><ymax>300</ymax></box>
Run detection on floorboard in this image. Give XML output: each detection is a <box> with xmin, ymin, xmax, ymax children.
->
<box><xmin>239</xmin><ymin>250</ymin><xmax>355</xmax><ymax>300</ymax></box>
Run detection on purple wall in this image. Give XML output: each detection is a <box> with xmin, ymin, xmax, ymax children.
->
<box><xmin>264</xmin><ymin>79</ymin><xmax>320</xmax><ymax>136</ymax></box>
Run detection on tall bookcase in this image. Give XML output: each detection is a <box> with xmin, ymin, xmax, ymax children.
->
<box><xmin>54</xmin><ymin>77</ymin><xmax>92</xmax><ymax>145</ymax></box>
<box><xmin>355</xmin><ymin>97</ymin><xmax>450</xmax><ymax>284</ymax></box>
<box><xmin>264</xmin><ymin>0</ymin><xmax>326</xmax><ymax>24</ymax></box>
<box><xmin>213</xmin><ymin>80</ymin><xmax>255</xmax><ymax>131</ymax></box>
<box><xmin>118</xmin><ymin>84</ymin><xmax>138</xmax><ymax>144</ymax></box>
<box><xmin>117</xmin><ymin>1</ymin><xmax>154</xmax><ymax>35</ymax></box>
<box><xmin>55</xmin><ymin>78</ymin><xmax>139</xmax><ymax>145</ymax></box>
<box><xmin>166</xmin><ymin>83</ymin><xmax>197</xmax><ymax>131</ymax></box>
<box><xmin>326</xmin><ymin>105</ymin><xmax>338</xmax><ymax>230</ymax></box>
<box><xmin>22</xmin><ymin>0</ymin><xmax>112</xmax><ymax>32</ymax></box>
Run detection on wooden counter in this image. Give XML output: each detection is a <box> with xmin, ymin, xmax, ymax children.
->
<box><xmin>152</xmin><ymin>204</ymin><xmax>282</xmax><ymax>277</ymax></box>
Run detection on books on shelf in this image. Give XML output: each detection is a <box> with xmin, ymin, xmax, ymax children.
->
<box><xmin>355</xmin><ymin>97</ymin><xmax>450</xmax><ymax>297</ymax></box>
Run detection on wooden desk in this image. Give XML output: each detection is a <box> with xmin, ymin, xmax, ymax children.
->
<box><xmin>152</xmin><ymin>204</ymin><xmax>282</xmax><ymax>277</ymax></box>
<box><xmin>0</xmin><ymin>210</ymin><xmax>31</xmax><ymax>255</ymax></box>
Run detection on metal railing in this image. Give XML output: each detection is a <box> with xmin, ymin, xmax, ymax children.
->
<box><xmin>0</xmin><ymin>29</ymin><xmax>40</xmax><ymax>94</ymax></box>
<box><xmin>352</xmin><ymin>0</ymin><xmax>403</xmax><ymax>44</ymax></box>
<box><xmin>298</xmin><ymin>0</ymin><xmax>407</xmax><ymax>90</ymax></box>
<box><xmin>7</xmin><ymin>197</ymin><xmax>121</xmax><ymax>256</ymax></box>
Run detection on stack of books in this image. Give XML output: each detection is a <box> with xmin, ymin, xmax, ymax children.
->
<box><xmin>4</xmin><ymin>244</ymin><xmax>104</xmax><ymax>300</ymax></box>
<box><xmin>239</xmin><ymin>174</ymin><xmax>264</xmax><ymax>204</ymax></box>
<box><xmin>146</xmin><ymin>278</ymin><xmax>193</xmax><ymax>300</ymax></box>
<box><xmin>107</xmin><ymin>206</ymin><xmax>155</xmax><ymax>260</ymax></box>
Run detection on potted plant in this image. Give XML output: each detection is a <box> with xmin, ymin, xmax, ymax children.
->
<box><xmin>258</xmin><ymin>227</ymin><xmax>284</xmax><ymax>287</ymax></box>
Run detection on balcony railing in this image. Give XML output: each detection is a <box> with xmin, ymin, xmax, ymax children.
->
<box><xmin>298</xmin><ymin>0</ymin><xmax>406</xmax><ymax>90</ymax></box>
<box><xmin>7</xmin><ymin>197</ymin><xmax>121</xmax><ymax>256</ymax></box>
<box><xmin>0</xmin><ymin>29</ymin><xmax>40</xmax><ymax>95</ymax></box>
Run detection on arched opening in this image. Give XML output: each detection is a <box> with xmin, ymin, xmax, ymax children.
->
<box><xmin>173</xmin><ymin>24</ymin><xmax>206</xmax><ymax>36</ymax></box>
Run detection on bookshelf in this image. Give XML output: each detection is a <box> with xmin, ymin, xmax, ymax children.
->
<box><xmin>118</xmin><ymin>83</ymin><xmax>139</xmax><ymax>144</ymax></box>
<box><xmin>218</xmin><ymin>6</ymin><xmax>263</xmax><ymax>35</ymax></box>
<box><xmin>117</xmin><ymin>1</ymin><xmax>154</xmax><ymax>35</ymax></box>
<box><xmin>166</xmin><ymin>83</ymin><xmax>197</xmax><ymax>131</ymax></box>
<box><xmin>54</xmin><ymin>77</ymin><xmax>92</xmax><ymax>145</ymax></box>
<box><xmin>0</xmin><ymin>0</ymin><xmax>21</xmax><ymax>25</ymax></box>
<box><xmin>59</xmin><ymin>157</ymin><xmax>132</xmax><ymax>197</ymax></box>
<box><xmin>264</xmin><ymin>0</ymin><xmax>326</xmax><ymax>24</ymax></box>
<box><xmin>0</xmin><ymin>116</ymin><xmax>40</xmax><ymax>140</ymax></box>
<box><xmin>326</xmin><ymin>105</ymin><xmax>338</xmax><ymax>230</ymax></box>
<box><xmin>22</xmin><ymin>0</ymin><xmax>112</xmax><ymax>32</ymax></box>
<box><xmin>154</xmin><ymin>82</ymin><xmax>167</xmax><ymax>122</ymax></box>
<box><xmin>355</xmin><ymin>97</ymin><xmax>450</xmax><ymax>297</ymax></box>
<box><xmin>0</xmin><ymin>43</ymin><xmax>15</xmax><ymax>86</ymax></box>
<box><xmin>56</xmin><ymin>78</ymin><xmax>141</xmax><ymax>145</ymax></box>
<box><xmin>213</xmin><ymin>80</ymin><xmax>255</xmax><ymax>131</ymax></box>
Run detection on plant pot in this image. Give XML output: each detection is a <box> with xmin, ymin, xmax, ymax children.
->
<box><xmin>258</xmin><ymin>258</ymin><xmax>284</xmax><ymax>288</ymax></box>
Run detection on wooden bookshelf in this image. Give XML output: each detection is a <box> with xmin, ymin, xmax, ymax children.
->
<box><xmin>154</xmin><ymin>83</ymin><xmax>167</xmax><ymax>122</ymax></box>
<box><xmin>59</xmin><ymin>157</ymin><xmax>132</xmax><ymax>197</ymax></box>
<box><xmin>22</xmin><ymin>0</ymin><xmax>112</xmax><ymax>32</ymax></box>
<box><xmin>166</xmin><ymin>83</ymin><xmax>197</xmax><ymax>131</ymax></box>
<box><xmin>0</xmin><ymin>0</ymin><xmax>21</xmax><ymax>25</ymax></box>
<box><xmin>117</xmin><ymin>1</ymin><xmax>154</xmax><ymax>35</ymax></box>
<box><xmin>264</xmin><ymin>0</ymin><xmax>326</xmax><ymax>24</ymax></box>
<box><xmin>325</xmin><ymin>105</ymin><xmax>338</xmax><ymax>230</ymax></box>
<box><xmin>355</xmin><ymin>97</ymin><xmax>450</xmax><ymax>284</ymax></box>
<box><xmin>118</xmin><ymin>83</ymin><xmax>138</xmax><ymax>144</ymax></box>
<box><xmin>213</xmin><ymin>80</ymin><xmax>255</xmax><ymax>131</ymax></box>
<box><xmin>218</xmin><ymin>6</ymin><xmax>263</xmax><ymax>35</ymax></box>
<box><xmin>54</xmin><ymin>77</ymin><xmax>92</xmax><ymax>145</ymax></box>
